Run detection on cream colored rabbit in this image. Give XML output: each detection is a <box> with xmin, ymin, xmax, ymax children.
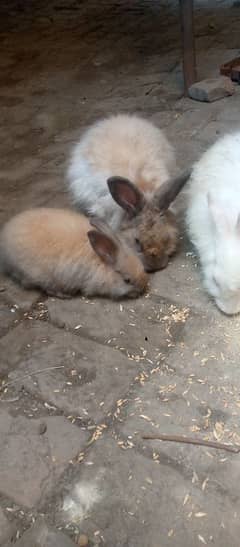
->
<box><xmin>0</xmin><ymin>208</ymin><xmax>148</xmax><ymax>299</ymax></box>
<box><xmin>68</xmin><ymin>114</ymin><xmax>191</xmax><ymax>272</ymax></box>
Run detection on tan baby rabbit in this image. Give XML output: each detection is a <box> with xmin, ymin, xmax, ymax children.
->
<box><xmin>0</xmin><ymin>208</ymin><xmax>148</xmax><ymax>299</ymax></box>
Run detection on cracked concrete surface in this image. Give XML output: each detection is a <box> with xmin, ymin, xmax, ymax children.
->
<box><xmin>0</xmin><ymin>0</ymin><xmax>240</xmax><ymax>545</ymax></box>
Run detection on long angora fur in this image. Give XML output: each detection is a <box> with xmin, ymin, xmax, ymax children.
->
<box><xmin>67</xmin><ymin>114</ymin><xmax>193</xmax><ymax>273</ymax></box>
<box><xmin>0</xmin><ymin>208</ymin><xmax>148</xmax><ymax>299</ymax></box>
<box><xmin>68</xmin><ymin>113</ymin><xmax>176</xmax><ymax>229</ymax></box>
<box><xmin>186</xmin><ymin>131</ymin><xmax>240</xmax><ymax>315</ymax></box>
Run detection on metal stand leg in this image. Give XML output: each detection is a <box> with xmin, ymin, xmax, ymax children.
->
<box><xmin>179</xmin><ymin>0</ymin><xmax>197</xmax><ymax>96</ymax></box>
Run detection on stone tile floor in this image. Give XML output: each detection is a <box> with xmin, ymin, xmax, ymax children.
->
<box><xmin>0</xmin><ymin>0</ymin><xmax>240</xmax><ymax>545</ymax></box>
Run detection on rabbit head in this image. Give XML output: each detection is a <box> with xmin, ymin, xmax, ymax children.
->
<box><xmin>88</xmin><ymin>218</ymin><xmax>149</xmax><ymax>298</ymax></box>
<box><xmin>107</xmin><ymin>170</ymin><xmax>191</xmax><ymax>272</ymax></box>
<box><xmin>202</xmin><ymin>194</ymin><xmax>240</xmax><ymax>315</ymax></box>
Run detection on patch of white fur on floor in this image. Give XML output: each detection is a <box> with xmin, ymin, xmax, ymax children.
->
<box><xmin>62</xmin><ymin>480</ymin><xmax>102</xmax><ymax>522</ymax></box>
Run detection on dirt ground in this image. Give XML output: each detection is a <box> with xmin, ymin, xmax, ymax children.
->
<box><xmin>1</xmin><ymin>0</ymin><xmax>240</xmax><ymax>546</ymax></box>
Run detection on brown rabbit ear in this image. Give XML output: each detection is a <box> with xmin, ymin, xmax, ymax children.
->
<box><xmin>90</xmin><ymin>216</ymin><xmax>113</xmax><ymax>235</ymax></box>
<box><xmin>87</xmin><ymin>230</ymin><xmax>118</xmax><ymax>266</ymax></box>
<box><xmin>107</xmin><ymin>176</ymin><xmax>145</xmax><ymax>218</ymax></box>
<box><xmin>153</xmin><ymin>168</ymin><xmax>192</xmax><ymax>211</ymax></box>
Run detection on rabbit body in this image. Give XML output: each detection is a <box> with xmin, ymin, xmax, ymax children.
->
<box><xmin>68</xmin><ymin>114</ymin><xmax>192</xmax><ymax>273</ymax></box>
<box><xmin>68</xmin><ymin>114</ymin><xmax>176</xmax><ymax>230</ymax></box>
<box><xmin>0</xmin><ymin>208</ymin><xmax>148</xmax><ymax>299</ymax></box>
<box><xmin>186</xmin><ymin>132</ymin><xmax>240</xmax><ymax>315</ymax></box>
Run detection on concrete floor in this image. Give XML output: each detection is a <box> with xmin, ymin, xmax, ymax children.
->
<box><xmin>1</xmin><ymin>1</ymin><xmax>240</xmax><ymax>546</ymax></box>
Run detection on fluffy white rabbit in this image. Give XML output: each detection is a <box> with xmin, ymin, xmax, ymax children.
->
<box><xmin>186</xmin><ymin>131</ymin><xmax>240</xmax><ymax>315</ymax></box>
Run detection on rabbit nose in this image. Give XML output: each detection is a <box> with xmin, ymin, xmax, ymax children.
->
<box><xmin>145</xmin><ymin>254</ymin><xmax>169</xmax><ymax>272</ymax></box>
<box><xmin>159</xmin><ymin>254</ymin><xmax>169</xmax><ymax>270</ymax></box>
<box><xmin>129</xmin><ymin>288</ymin><xmax>141</xmax><ymax>298</ymax></box>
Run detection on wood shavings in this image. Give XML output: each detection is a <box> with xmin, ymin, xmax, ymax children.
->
<box><xmin>197</xmin><ymin>378</ymin><xmax>206</xmax><ymax>384</ymax></box>
<box><xmin>202</xmin><ymin>477</ymin><xmax>209</xmax><ymax>491</ymax></box>
<box><xmin>88</xmin><ymin>424</ymin><xmax>107</xmax><ymax>444</ymax></box>
<box><xmin>118</xmin><ymin>439</ymin><xmax>134</xmax><ymax>450</ymax></box>
<box><xmin>159</xmin><ymin>383</ymin><xmax>176</xmax><ymax>394</ymax></box>
<box><xmin>192</xmin><ymin>471</ymin><xmax>199</xmax><ymax>484</ymax></box>
<box><xmin>44</xmin><ymin>402</ymin><xmax>57</xmax><ymax>410</ymax></box>
<box><xmin>198</xmin><ymin>534</ymin><xmax>207</xmax><ymax>544</ymax></box>
<box><xmin>136</xmin><ymin>372</ymin><xmax>149</xmax><ymax>385</ymax></box>
<box><xmin>183</xmin><ymin>493</ymin><xmax>190</xmax><ymax>506</ymax></box>
<box><xmin>213</xmin><ymin>421</ymin><xmax>225</xmax><ymax>441</ymax></box>
<box><xmin>117</xmin><ymin>398</ymin><xmax>127</xmax><ymax>407</ymax></box>
<box><xmin>195</xmin><ymin>512</ymin><xmax>207</xmax><ymax>518</ymax></box>
<box><xmin>126</xmin><ymin>440</ymin><xmax>134</xmax><ymax>448</ymax></box>
<box><xmin>140</xmin><ymin>415</ymin><xmax>152</xmax><ymax>422</ymax></box>
<box><xmin>191</xmin><ymin>425</ymin><xmax>201</xmax><ymax>433</ymax></box>
<box><xmin>161</xmin><ymin>305</ymin><xmax>190</xmax><ymax>324</ymax></box>
<box><xmin>232</xmin><ymin>432</ymin><xmax>240</xmax><ymax>445</ymax></box>
<box><xmin>205</xmin><ymin>451</ymin><xmax>214</xmax><ymax>459</ymax></box>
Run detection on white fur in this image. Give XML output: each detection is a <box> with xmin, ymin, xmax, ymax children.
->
<box><xmin>62</xmin><ymin>479</ymin><xmax>102</xmax><ymax>522</ymax></box>
<box><xmin>67</xmin><ymin>114</ymin><xmax>175</xmax><ymax>229</ymax></box>
<box><xmin>186</xmin><ymin>131</ymin><xmax>240</xmax><ymax>315</ymax></box>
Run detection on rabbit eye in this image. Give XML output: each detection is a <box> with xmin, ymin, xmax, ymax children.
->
<box><xmin>124</xmin><ymin>277</ymin><xmax>131</xmax><ymax>284</ymax></box>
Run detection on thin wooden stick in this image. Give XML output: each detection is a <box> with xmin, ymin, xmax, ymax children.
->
<box><xmin>0</xmin><ymin>366</ymin><xmax>64</xmax><ymax>391</ymax></box>
<box><xmin>142</xmin><ymin>433</ymin><xmax>240</xmax><ymax>454</ymax></box>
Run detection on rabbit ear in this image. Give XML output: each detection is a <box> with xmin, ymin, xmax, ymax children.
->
<box><xmin>87</xmin><ymin>230</ymin><xmax>118</xmax><ymax>266</ymax></box>
<box><xmin>89</xmin><ymin>216</ymin><xmax>109</xmax><ymax>233</ymax></box>
<box><xmin>153</xmin><ymin>169</ymin><xmax>192</xmax><ymax>211</ymax></box>
<box><xmin>107</xmin><ymin>176</ymin><xmax>145</xmax><ymax>218</ymax></box>
<box><xmin>89</xmin><ymin>216</ymin><xmax>121</xmax><ymax>246</ymax></box>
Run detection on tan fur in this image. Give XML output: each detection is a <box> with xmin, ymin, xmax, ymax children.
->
<box><xmin>0</xmin><ymin>208</ymin><xmax>148</xmax><ymax>298</ymax></box>
<box><xmin>122</xmin><ymin>207</ymin><xmax>178</xmax><ymax>272</ymax></box>
<box><xmin>139</xmin><ymin>208</ymin><xmax>178</xmax><ymax>256</ymax></box>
